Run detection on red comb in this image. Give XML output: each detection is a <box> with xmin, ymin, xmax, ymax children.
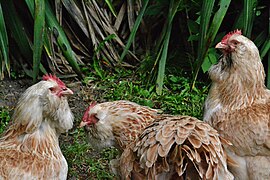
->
<box><xmin>42</xmin><ymin>74</ymin><xmax>66</xmax><ymax>87</ymax></box>
<box><xmin>82</xmin><ymin>102</ymin><xmax>97</xmax><ymax>121</ymax></box>
<box><xmin>221</xmin><ymin>29</ymin><xmax>242</xmax><ymax>44</ymax></box>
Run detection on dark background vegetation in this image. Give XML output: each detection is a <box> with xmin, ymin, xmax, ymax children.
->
<box><xmin>0</xmin><ymin>0</ymin><xmax>269</xmax><ymax>179</ymax></box>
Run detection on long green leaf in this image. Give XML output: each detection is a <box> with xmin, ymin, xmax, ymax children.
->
<box><xmin>156</xmin><ymin>24</ymin><xmax>172</xmax><ymax>95</ymax></box>
<box><xmin>243</xmin><ymin>0</ymin><xmax>257</xmax><ymax>37</ymax></box>
<box><xmin>120</xmin><ymin>0</ymin><xmax>149</xmax><ymax>62</ymax></box>
<box><xmin>0</xmin><ymin>3</ymin><xmax>9</xmax><ymax>79</ymax></box>
<box><xmin>254</xmin><ymin>30</ymin><xmax>267</xmax><ymax>47</ymax></box>
<box><xmin>2</xmin><ymin>1</ymin><xmax>32</xmax><ymax>61</ymax></box>
<box><xmin>2</xmin><ymin>1</ymin><xmax>47</xmax><ymax>79</ymax></box>
<box><xmin>32</xmin><ymin>0</ymin><xmax>45</xmax><ymax>81</ymax></box>
<box><xmin>197</xmin><ymin>0</ymin><xmax>215</xmax><ymax>58</ymax></box>
<box><xmin>192</xmin><ymin>0</ymin><xmax>215</xmax><ymax>88</ymax></box>
<box><xmin>156</xmin><ymin>0</ymin><xmax>181</xmax><ymax>95</ymax></box>
<box><xmin>45</xmin><ymin>0</ymin><xmax>82</xmax><ymax>78</ymax></box>
<box><xmin>207</xmin><ymin>0</ymin><xmax>231</xmax><ymax>43</ymax></box>
<box><xmin>105</xmin><ymin>0</ymin><xmax>117</xmax><ymax>17</ymax></box>
<box><xmin>25</xmin><ymin>0</ymin><xmax>53</xmax><ymax>63</ymax></box>
<box><xmin>24</xmin><ymin>0</ymin><xmax>49</xmax><ymax>77</ymax></box>
<box><xmin>260</xmin><ymin>37</ymin><xmax>270</xmax><ymax>59</ymax></box>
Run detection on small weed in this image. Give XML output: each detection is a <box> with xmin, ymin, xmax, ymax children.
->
<box><xmin>0</xmin><ymin>107</ymin><xmax>11</xmax><ymax>134</ymax></box>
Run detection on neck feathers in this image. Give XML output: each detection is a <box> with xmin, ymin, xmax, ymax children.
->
<box><xmin>208</xmin><ymin>53</ymin><xmax>266</xmax><ymax>109</ymax></box>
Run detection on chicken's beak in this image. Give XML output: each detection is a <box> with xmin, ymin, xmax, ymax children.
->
<box><xmin>79</xmin><ymin>121</ymin><xmax>87</xmax><ymax>128</ymax></box>
<box><xmin>215</xmin><ymin>42</ymin><xmax>227</xmax><ymax>49</ymax></box>
<box><xmin>62</xmin><ymin>88</ymin><xmax>74</xmax><ymax>96</ymax></box>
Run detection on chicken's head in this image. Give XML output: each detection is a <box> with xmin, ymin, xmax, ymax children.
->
<box><xmin>215</xmin><ymin>29</ymin><xmax>260</xmax><ymax>63</ymax></box>
<box><xmin>209</xmin><ymin>29</ymin><xmax>264</xmax><ymax>84</ymax></box>
<box><xmin>79</xmin><ymin>102</ymin><xmax>116</xmax><ymax>150</ymax></box>
<box><xmin>12</xmin><ymin>74</ymin><xmax>74</xmax><ymax>134</ymax></box>
<box><xmin>80</xmin><ymin>102</ymin><xmax>98</xmax><ymax>127</ymax></box>
<box><xmin>42</xmin><ymin>74</ymin><xmax>73</xmax><ymax>97</ymax></box>
<box><xmin>215</xmin><ymin>29</ymin><xmax>242</xmax><ymax>53</ymax></box>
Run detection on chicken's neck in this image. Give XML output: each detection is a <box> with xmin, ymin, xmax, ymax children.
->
<box><xmin>212</xmin><ymin>81</ymin><xmax>266</xmax><ymax>108</ymax></box>
<box><xmin>203</xmin><ymin>58</ymin><xmax>270</xmax><ymax>124</ymax></box>
<box><xmin>0</xmin><ymin>120</ymin><xmax>63</xmax><ymax>157</ymax></box>
<box><xmin>207</xmin><ymin>53</ymin><xmax>268</xmax><ymax>109</ymax></box>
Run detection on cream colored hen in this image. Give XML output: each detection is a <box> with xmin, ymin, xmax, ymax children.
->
<box><xmin>204</xmin><ymin>30</ymin><xmax>270</xmax><ymax>179</ymax></box>
<box><xmin>0</xmin><ymin>74</ymin><xmax>74</xmax><ymax>180</ymax></box>
<box><xmin>119</xmin><ymin>115</ymin><xmax>233</xmax><ymax>180</ymax></box>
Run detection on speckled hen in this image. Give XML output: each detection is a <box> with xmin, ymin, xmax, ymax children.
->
<box><xmin>204</xmin><ymin>30</ymin><xmax>270</xmax><ymax>179</ymax></box>
<box><xmin>0</xmin><ymin>74</ymin><xmax>74</xmax><ymax>180</ymax></box>
<box><xmin>119</xmin><ymin>115</ymin><xmax>234</xmax><ymax>180</ymax></box>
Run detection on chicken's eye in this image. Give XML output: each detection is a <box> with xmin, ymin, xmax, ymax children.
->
<box><xmin>94</xmin><ymin>114</ymin><xmax>99</xmax><ymax>120</ymax></box>
<box><xmin>49</xmin><ymin>87</ymin><xmax>57</xmax><ymax>93</ymax></box>
<box><xmin>90</xmin><ymin>113</ymin><xmax>99</xmax><ymax>123</ymax></box>
<box><xmin>231</xmin><ymin>40</ymin><xmax>239</xmax><ymax>45</ymax></box>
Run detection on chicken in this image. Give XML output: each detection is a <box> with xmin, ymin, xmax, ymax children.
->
<box><xmin>119</xmin><ymin>115</ymin><xmax>234</xmax><ymax>180</ymax></box>
<box><xmin>80</xmin><ymin>100</ymin><xmax>161</xmax><ymax>177</ymax></box>
<box><xmin>80</xmin><ymin>101</ymin><xmax>233</xmax><ymax>179</ymax></box>
<box><xmin>80</xmin><ymin>100</ymin><xmax>160</xmax><ymax>151</ymax></box>
<box><xmin>0</xmin><ymin>74</ymin><xmax>74</xmax><ymax>180</ymax></box>
<box><xmin>203</xmin><ymin>30</ymin><xmax>270</xmax><ymax>179</ymax></box>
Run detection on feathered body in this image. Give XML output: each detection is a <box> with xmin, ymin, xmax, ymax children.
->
<box><xmin>80</xmin><ymin>100</ymin><xmax>160</xmax><ymax>151</ymax></box>
<box><xmin>0</xmin><ymin>75</ymin><xmax>74</xmax><ymax>180</ymax></box>
<box><xmin>120</xmin><ymin>115</ymin><xmax>233</xmax><ymax>180</ymax></box>
<box><xmin>204</xmin><ymin>30</ymin><xmax>270</xmax><ymax>179</ymax></box>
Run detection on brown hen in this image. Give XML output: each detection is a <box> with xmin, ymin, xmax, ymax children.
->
<box><xmin>80</xmin><ymin>100</ymin><xmax>160</xmax><ymax>151</ymax></box>
<box><xmin>204</xmin><ymin>30</ymin><xmax>270</xmax><ymax>179</ymax></box>
<box><xmin>0</xmin><ymin>74</ymin><xmax>74</xmax><ymax>179</ymax></box>
<box><xmin>119</xmin><ymin>115</ymin><xmax>233</xmax><ymax>180</ymax></box>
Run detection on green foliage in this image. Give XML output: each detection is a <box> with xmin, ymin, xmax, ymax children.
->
<box><xmin>192</xmin><ymin>0</ymin><xmax>231</xmax><ymax>88</ymax></box>
<box><xmin>0</xmin><ymin>0</ymin><xmax>82</xmax><ymax>80</ymax></box>
<box><xmin>1</xmin><ymin>0</ymin><xmax>268</xmax><ymax>93</ymax></box>
<box><xmin>161</xmin><ymin>74</ymin><xmax>208</xmax><ymax>118</ymax></box>
<box><xmin>84</xmin><ymin>67</ymin><xmax>207</xmax><ymax>118</ymax></box>
<box><xmin>0</xmin><ymin>107</ymin><xmax>10</xmax><ymax>134</ymax></box>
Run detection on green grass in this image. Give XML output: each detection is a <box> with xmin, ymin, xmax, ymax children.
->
<box><xmin>84</xmin><ymin>67</ymin><xmax>208</xmax><ymax>119</ymax></box>
<box><xmin>60</xmin><ymin>128</ymin><xmax>118</xmax><ymax>179</ymax></box>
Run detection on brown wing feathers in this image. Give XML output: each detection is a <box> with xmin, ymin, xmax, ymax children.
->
<box><xmin>120</xmin><ymin>115</ymin><xmax>233</xmax><ymax>179</ymax></box>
